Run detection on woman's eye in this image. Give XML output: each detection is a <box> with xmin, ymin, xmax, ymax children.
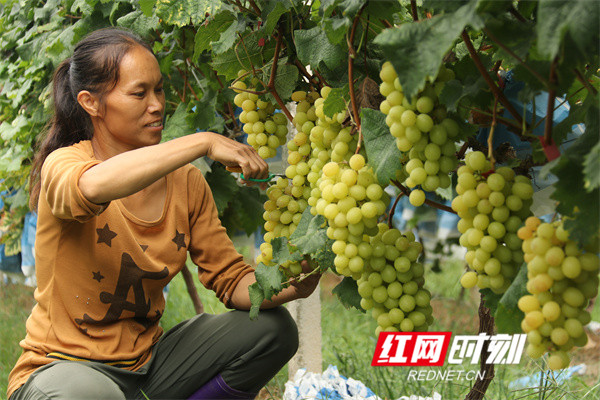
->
<box><xmin>155</xmin><ymin>87</ymin><xmax>164</xmax><ymax>93</ymax></box>
<box><xmin>133</xmin><ymin>91</ymin><xmax>145</xmax><ymax>97</ymax></box>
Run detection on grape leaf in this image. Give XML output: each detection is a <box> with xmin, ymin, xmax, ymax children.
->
<box><xmin>70</xmin><ymin>0</ymin><xmax>96</xmax><ymax>14</ymax></box>
<box><xmin>139</xmin><ymin>0</ymin><xmax>156</xmax><ymax>16</ymax></box>
<box><xmin>222</xmin><ymin>187</ymin><xmax>266</xmax><ymax>236</ymax></box>
<box><xmin>323</xmin><ymin>86</ymin><xmax>348</xmax><ymax>118</ymax></box>
<box><xmin>485</xmin><ymin>17</ymin><xmax>535</xmax><ymax>63</ymax></box>
<box><xmin>365</xmin><ymin>0</ymin><xmax>402</xmax><ymax>20</ymax></box>
<box><xmin>439</xmin><ymin>77</ymin><xmax>486</xmax><ymax>113</ymax></box>
<box><xmin>332</xmin><ymin>277</ymin><xmax>364</xmax><ymax>312</ymax></box>
<box><xmin>423</xmin><ymin>0</ymin><xmax>470</xmax><ymax>13</ymax></box>
<box><xmin>212</xmin><ymin>32</ymin><xmax>275</xmax><ymax>81</ymax></box>
<box><xmin>294</xmin><ymin>27</ymin><xmax>346</xmax><ymax>71</ymax></box>
<box><xmin>550</xmin><ymin>126</ymin><xmax>600</xmax><ymax>245</ymax></box>
<box><xmin>260</xmin><ymin>59</ymin><xmax>299</xmax><ymax>102</ymax></box>
<box><xmin>116</xmin><ymin>11</ymin><xmax>160</xmax><ymax>38</ymax></box>
<box><xmin>211</xmin><ymin>14</ymin><xmax>248</xmax><ymax>54</ymax></box>
<box><xmin>480</xmin><ymin>288</ymin><xmax>503</xmax><ymax>315</ymax></box>
<box><xmin>289</xmin><ymin>207</ymin><xmax>329</xmax><ymax>255</ymax></box>
<box><xmin>338</xmin><ymin>0</ymin><xmax>366</xmax><ymax>17</ymax></box>
<box><xmin>270</xmin><ymin>236</ymin><xmax>304</xmax><ymax>265</ymax></box>
<box><xmin>494</xmin><ymin>263</ymin><xmax>527</xmax><ymax>334</ymax></box>
<box><xmin>260</xmin><ymin>1</ymin><xmax>290</xmax><ymax>36</ymax></box>
<box><xmin>373</xmin><ymin>0</ymin><xmax>483</xmax><ymax>100</ymax></box>
<box><xmin>155</xmin><ymin>0</ymin><xmax>223</xmax><ymax>27</ymax></box>
<box><xmin>583</xmin><ymin>141</ymin><xmax>600</xmax><ymax>192</ymax></box>
<box><xmin>360</xmin><ymin>108</ymin><xmax>403</xmax><ymax>186</ymax></box>
<box><xmin>536</xmin><ymin>0</ymin><xmax>599</xmax><ymax>60</ymax></box>
<box><xmin>313</xmin><ymin>242</ymin><xmax>336</xmax><ymax>272</ymax></box>
<box><xmin>320</xmin><ymin>0</ymin><xmax>342</xmax><ymax>17</ymax></box>
<box><xmin>45</xmin><ymin>23</ymin><xmax>77</xmax><ymax>63</ymax></box>
<box><xmin>248</xmin><ymin>282</ymin><xmax>265</xmax><ymax>319</ymax></box>
<box><xmin>254</xmin><ymin>262</ymin><xmax>284</xmax><ymax>300</ymax></box>
<box><xmin>193</xmin><ymin>11</ymin><xmax>235</xmax><ymax>60</ymax></box>
<box><xmin>204</xmin><ymin>165</ymin><xmax>239</xmax><ymax>214</ymax></box>
<box><xmin>322</xmin><ymin>16</ymin><xmax>350</xmax><ymax>45</ymax></box>
<box><xmin>161</xmin><ymin>103</ymin><xmax>190</xmax><ymax>141</ymax></box>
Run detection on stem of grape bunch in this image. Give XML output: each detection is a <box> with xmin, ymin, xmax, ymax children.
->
<box><xmin>391</xmin><ymin>180</ymin><xmax>456</xmax><ymax>214</ymax></box>
<box><xmin>388</xmin><ymin>193</ymin><xmax>405</xmax><ymax>229</ymax></box>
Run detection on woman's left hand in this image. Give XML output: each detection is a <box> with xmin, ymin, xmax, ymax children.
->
<box><xmin>289</xmin><ymin>259</ymin><xmax>321</xmax><ymax>300</ymax></box>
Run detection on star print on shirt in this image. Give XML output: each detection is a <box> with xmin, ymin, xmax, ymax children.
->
<box><xmin>92</xmin><ymin>271</ymin><xmax>104</xmax><ymax>282</ymax></box>
<box><xmin>172</xmin><ymin>230</ymin><xmax>186</xmax><ymax>251</ymax></box>
<box><xmin>96</xmin><ymin>223</ymin><xmax>117</xmax><ymax>247</ymax></box>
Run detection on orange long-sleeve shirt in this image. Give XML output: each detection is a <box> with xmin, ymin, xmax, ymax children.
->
<box><xmin>8</xmin><ymin>140</ymin><xmax>254</xmax><ymax>399</ymax></box>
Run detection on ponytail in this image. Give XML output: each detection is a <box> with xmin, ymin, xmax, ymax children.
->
<box><xmin>29</xmin><ymin>28</ymin><xmax>153</xmax><ymax>210</ymax></box>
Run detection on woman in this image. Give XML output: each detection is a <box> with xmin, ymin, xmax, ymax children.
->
<box><xmin>8</xmin><ymin>27</ymin><xmax>320</xmax><ymax>400</ymax></box>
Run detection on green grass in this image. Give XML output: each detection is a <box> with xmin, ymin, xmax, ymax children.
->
<box><xmin>2</xmin><ymin>258</ymin><xmax>599</xmax><ymax>400</ymax></box>
<box><xmin>0</xmin><ymin>281</ymin><xmax>36</xmax><ymax>399</ymax></box>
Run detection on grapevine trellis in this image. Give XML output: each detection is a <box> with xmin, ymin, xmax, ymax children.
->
<box><xmin>1</xmin><ymin>1</ymin><xmax>598</xmax><ymax>399</ymax></box>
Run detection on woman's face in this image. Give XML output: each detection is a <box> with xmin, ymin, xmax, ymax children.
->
<box><xmin>94</xmin><ymin>45</ymin><xmax>165</xmax><ymax>151</ymax></box>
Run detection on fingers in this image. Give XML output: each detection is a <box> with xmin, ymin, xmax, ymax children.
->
<box><xmin>212</xmin><ymin>135</ymin><xmax>267</xmax><ymax>181</ymax></box>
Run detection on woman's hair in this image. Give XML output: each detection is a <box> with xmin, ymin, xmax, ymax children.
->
<box><xmin>29</xmin><ymin>27</ymin><xmax>154</xmax><ymax>210</ymax></box>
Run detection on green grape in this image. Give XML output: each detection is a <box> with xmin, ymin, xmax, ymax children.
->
<box><xmin>519</xmin><ymin>216</ymin><xmax>598</xmax><ymax>367</ymax></box>
<box><xmin>380</xmin><ymin>62</ymin><xmax>459</xmax><ymax>200</ymax></box>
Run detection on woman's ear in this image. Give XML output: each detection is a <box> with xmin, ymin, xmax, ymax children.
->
<box><xmin>77</xmin><ymin>90</ymin><xmax>101</xmax><ymax>117</ymax></box>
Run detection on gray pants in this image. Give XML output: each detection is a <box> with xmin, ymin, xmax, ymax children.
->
<box><xmin>11</xmin><ymin>307</ymin><xmax>298</xmax><ymax>399</ymax></box>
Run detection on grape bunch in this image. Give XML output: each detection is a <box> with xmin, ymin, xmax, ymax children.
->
<box><xmin>379</xmin><ymin>61</ymin><xmax>459</xmax><ymax>206</ymax></box>
<box><xmin>358</xmin><ymin>224</ymin><xmax>433</xmax><ymax>335</ymax></box>
<box><xmin>312</xmin><ymin>87</ymin><xmax>359</xmax><ymax>164</ymax></box>
<box><xmin>233</xmin><ymin>74</ymin><xmax>288</xmax><ymax>159</ymax></box>
<box><xmin>282</xmin><ymin>90</ymin><xmax>323</xmax><ymax>200</ymax></box>
<box><xmin>453</xmin><ymin>151</ymin><xmax>534</xmax><ymax>294</ymax></box>
<box><xmin>312</xmin><ymin>155</ymin><xmax>388</xmax><ymax>279</ymax></box>
<box><xmin>256</xmin><ymin>89</ymin><xmax>340</xmax><ymax>276</ymax></box>
<box><xmin>256</xmin><ymin>177</ymin><xmax>309</xmax><ymax>276</ymax></box>
<box><xmin>518</xmin><ymin>217</ymin><xmax>599</xmax><ymax>370</ymax></box>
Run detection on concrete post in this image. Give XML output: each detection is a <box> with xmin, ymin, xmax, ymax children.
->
<box><xmin>287</xmin><ymin>284</ymin><xmax>322</xmax><ymax>377</ymax></box>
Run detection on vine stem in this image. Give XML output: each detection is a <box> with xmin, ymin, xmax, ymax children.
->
<box><xmin>410</xmin><ymin>0</ymin><xmax>418</xmax><ymax>21</ymax></box>
<box><xmin>573</xmin><ymin>68</ymin><xmax>598</xmax><ymax>96</ymax></box>
<box><xmin>211</xmin><ymin>70</ymin><xmax>240</xmax><ymax>130</ymax></box>
<box><xmin>294</xmin><ymin>60</ymin><xmax>320</xmax><ymax>90</ymax></box>
<box><xmin>456</xmin><ymin>141</ymin><xmax>470</xmax><ymax>159</ymax></box>
<box><xmin>380</xmin><ymin>19</ymin><xmax>393</xmax><ymax>28</ymax></box>
<box><xmin>483</xmin><ymin>29</ymin><xmax>549</xmax><ymax>87</ymax></box>
<box><xmin>461</xmin><ymin>30</ymin><xmax>525</xmax><ymax>128</ymax></box>
<box><xmin>544</xmin><ymin>57</ymin><xmax>559</xmax><ymax>146</ymax></box>
<box><xmin>348</xmin><ymin>4</ymin><xmax>367</xmax><ymax>153</ymax></box>
<box><xmin>509</xmin><ymin>6</ymin><xmax>527</xmax><ymax>23</ymax></box>
<box><xmin>464</xmin><ymin>294</ymin><xmax>495</xmax><ymax>400</ymax></box>
<box><xmin>391</xmin><ymin>180</ymin><xmax>457</xmax><ymax>214</ymax></box>
<box><xmin>313</xmin><ymin>69</ymin><xmax>330</xmax><ymax>88</ymax></box>
<box><xmin>175</xmin><ymin>66</ymin><xmax>200</xmax><ymax>101</ymax></box>
<box><xmin>388</xmin><ymin>193</ymin><xmax>405</xmax><ymax>229</ymax></box>
<box><xmin>267</xmin><ymin>30</ymin><xmax>294</xmax><ymax>123</ymax></box>
<box><xmin>229</xmin><ymin>0</ymin><xmax>256</xmax><ymax>15</ymax></box>
<box><xmin>281</xmin><ymin>263</ymin><xmax>321</xmax><ymax>286</ymax></box>
<box><xmin>463</xmin><ymin>105</ymin><xmax>525</xmax><ymax>135</ymax></box>
<box><xmin>247</xmin><ymin>0</ymin><xmax>261</xmax><ymax>15</ymax></box>
<box><xmin>488</xmin><ymin>96</ymin><xmax>499</xmax><ymax>169</ymax></box>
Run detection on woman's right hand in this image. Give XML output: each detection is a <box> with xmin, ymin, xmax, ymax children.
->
<box><xmin>200</xmin><ymin>131</ymin><xmax>269</xmax><ymax>181</ymax></box>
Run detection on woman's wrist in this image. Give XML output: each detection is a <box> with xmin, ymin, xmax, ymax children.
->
<box><xmin>191</xmin><ymin>131</ymin><xmax>214</xmax><ymax>158</ymax></box>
